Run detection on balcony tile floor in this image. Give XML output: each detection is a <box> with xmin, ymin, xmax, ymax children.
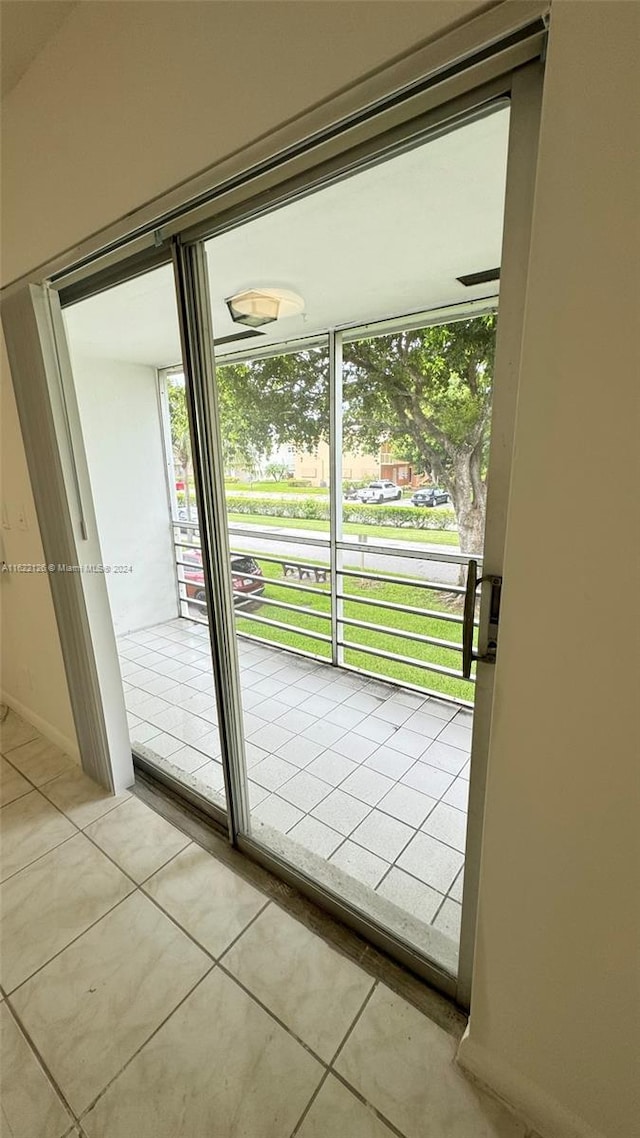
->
<box><xmin>120</xmin><ymin>618</ymin><xmax>471</xmax><ymax>950</ymax></box>
<box><xmin>0</xmin><ymin>707</ymin><xmax>533</xmax><ymax>1138</ymax></box>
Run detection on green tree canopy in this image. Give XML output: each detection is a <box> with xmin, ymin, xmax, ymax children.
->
<box><xmin>215</xmin><ymin>315</ymin><xmax>496</xmax><ymax>554</ymax></box>
<box><xmin>168</xmin><ymin>380</ymin><xmax>194</xmax><ymax>517</ymax></box>
<box><xmin>217</xmin><ymin>345</ymin><xmax>329</xmax><ymax>465</ymax></box>
<box><xmin>343</xmin><ymin>315</ymin><xmax>496</xmax><ymax>553</ymax></box>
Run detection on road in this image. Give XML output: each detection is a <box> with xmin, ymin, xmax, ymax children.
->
<box><xmin>226</xmin><ymin>522</ymin><xmax>465</xmax><ymax>586</ymax></box>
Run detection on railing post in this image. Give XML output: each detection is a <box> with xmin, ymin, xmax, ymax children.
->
<box><xmin>329</xmin><ymin>330</ymin><xmax>343</xmax><ymax>667</ymax></box>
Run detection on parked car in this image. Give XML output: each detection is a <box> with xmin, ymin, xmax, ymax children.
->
<box><xmin>411</xmin><ymin>487</ymin><xmax>449</xmax><ymax>507</ymax></box>
<box><xmin>356</xmin><ymin>480</ymin><xmax>403</xmax><ymax>503</ymax></box>
<box><xmin>182</xmin><ymin>550</ymin><xmax>264</xmax><ymax>608</ymax></box>
<box><xmin>177</xmin><ymin>506</ymin><xmax>198</xmax><ymax>522</ymax></box>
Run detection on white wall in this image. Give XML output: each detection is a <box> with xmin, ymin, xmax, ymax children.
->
<box><xmin>458</xmin><ymin>6</ymin><xmax>639</xmax><ymax>1138</ymax></box>
<box><xmin>0</xmin><ymin>0</ymin><xmax>485</xmax><ymax>288</ymax></box>
<box><xmin>69</xmin><ymin>352</ymin><xmax>179</xmax><ymax>636</ymax></box>
<box><xmin>1</xmin><ymin>4</ymin><xmax>638</xmax><ymax>1138</ymax></box>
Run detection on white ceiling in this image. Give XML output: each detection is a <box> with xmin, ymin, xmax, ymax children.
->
<box><xmin>63</xmin><ymin>106</ymin><xmax>509</xmax><ymax>369</ymax></box>
<box><xmin>0</xmin><ymin>1</ymin><xmax>78</xmax><ymax>98</ymax></box>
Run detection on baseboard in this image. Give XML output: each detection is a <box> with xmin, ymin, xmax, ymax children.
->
<box><xmin>1</xmin><ymin>689</ymin><xmax>80</xmax><ymax>763</ymax></box>
<box><xmin>457</xmin><ymin>1028</ymin><xmax>608</xmax><ymax>1138</ymax></box>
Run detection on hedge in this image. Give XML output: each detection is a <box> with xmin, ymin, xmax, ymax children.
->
<box><xmin>225</xmin><ymin>494</ymin><xmax>456</xmax><ymax>531</ymax></box>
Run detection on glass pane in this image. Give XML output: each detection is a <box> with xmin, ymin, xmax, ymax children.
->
<box><xmin>204</xmin><ymin>103</ymin><xmax>508</xmax><ymax>976</ymax></box>
<box><xmin>341</xmin><ymin>316</ymin><xmax>494</xmax><ymax>564</ymax></box>
<box><xmin>211</xmin><ymin>336</ymin><xmax>332</xmax><ymax>670</ymax></box>
<box><xmin>63</xmin><ymin>266</ymin><xmax>226</xmax><ymax>811</ymax></box>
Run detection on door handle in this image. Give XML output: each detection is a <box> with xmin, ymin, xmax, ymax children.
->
<box><xmin>462</xmin><ymin>560</ymin><xmax>502</xmax><ymax>679</ymax></box>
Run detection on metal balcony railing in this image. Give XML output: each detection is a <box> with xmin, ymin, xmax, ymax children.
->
<box><xmin>172</xmin><ymin>519</ymin><xmax>480</xmax><ymax>705</ymax></box>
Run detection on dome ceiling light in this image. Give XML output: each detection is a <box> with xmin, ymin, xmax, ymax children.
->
<box><xmin>226</xmin><ymin>287</ymin><xmax>305</xmax><ymax>328</ymax></box>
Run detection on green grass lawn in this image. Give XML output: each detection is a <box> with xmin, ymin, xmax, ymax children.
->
<box><xmin>227</xmin><ymin>512</ymin><xmax>460</xmax><ymax>547</ymax></box>
<box><xmin>234</xmin><ymin>560</ymin><xmax>475</xmax><ymax>703</ymax></box>
<box><xmin>224</xmin><ymin>481</ymin><xmax>328</xmax><ymax>494</ymax></box>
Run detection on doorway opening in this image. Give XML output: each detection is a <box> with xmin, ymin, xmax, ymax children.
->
<box><xmin>62</xmin><ymin>104</ymin><xmax>509</xmax><ymax>982</ymax></box>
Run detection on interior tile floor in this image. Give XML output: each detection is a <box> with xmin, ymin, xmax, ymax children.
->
<box><xmin>119</xmin><ymin>618</ymin><xmax>472</xmax><ymax>947</ymax></box>
<box><xmin>0</xmin><ymin>708</ymin><xmax>535</xmax><ymax>1138</ymax></box>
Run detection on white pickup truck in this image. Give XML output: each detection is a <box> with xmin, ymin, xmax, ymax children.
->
<box><xmin>356</xmin><ymin>480</ymin><xmax>403</xmax><ymax>504</ymax></box>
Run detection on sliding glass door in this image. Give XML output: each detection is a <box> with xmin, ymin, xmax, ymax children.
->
<box><xmin>172</xmin><ymin>101</ymin><xmax>510</xmax><ymax>991</ymax></box>
<box><xmin>51</xmin><ymin>58</ymin><xmax>543</xmax><ymax>1005</ymax></box>
<box><xmin>63</xmin><ymin>265</ymin><xmax>229</xmax><ymax>820</ymax></box>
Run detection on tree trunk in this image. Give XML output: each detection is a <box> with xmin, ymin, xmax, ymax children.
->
<box><xmin>445</xmin><ymin>448</ymin><xmax>487</xmax><ymax>585</ymax></box>
<box><xmin>456</xmin><ymin>503</ymin><xmax>486</xmax><ymax>557</ymax></box>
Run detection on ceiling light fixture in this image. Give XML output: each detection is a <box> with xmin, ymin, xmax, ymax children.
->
<box><xmin>226</xmin><ymin>287</ymin><xmax>305</xmax><ymax>328</ymax></box>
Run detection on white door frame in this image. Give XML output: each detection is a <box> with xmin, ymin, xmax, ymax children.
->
<box><xmin>457</xmin><ymin>61</ymin><xmax>544</xmax><ymax>1006</ymax></box>
<box><xmin>0</xmin><ymin>285</ymin><xmax>134</xmax><ymax>793</ymax></box>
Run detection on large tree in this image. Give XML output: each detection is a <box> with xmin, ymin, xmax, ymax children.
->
<box><xmin>343</xmin><ymin>316</ymin><xmax>496</xmax><ymax>555</ymax></box>
<box><xmin>167</xmin><ymin>381</ymin><xmax>194</xmax><ymax>519</ymax></box>
<box><xmin>217</xmin><ymin>346</ymin><xmax>329</xmax><ymax>460</ymax></box>
<box><xmin>215</xmin><ymin>315</ymin><xmax>496</xmax><ymax>554</ymax></box>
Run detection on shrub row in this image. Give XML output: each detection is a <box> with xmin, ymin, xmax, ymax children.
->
<box><xmin>344</xmin><ymin>504</ymin><xmax>456</xmax><ymax>531</ymax></box>
<box><xmin>225</xmin><ymin>495</ymin><xmax>456</xmax><ymax>531</ymax></box>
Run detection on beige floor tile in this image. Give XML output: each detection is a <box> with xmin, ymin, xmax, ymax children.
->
<box><xmin>84</xmin><ymin>796</ymin><xmax>191</xmax><ymax>883</ymax></box>
<box><xmin>0</xmin><ymin>832</ymin><xmax>134</xmax><ymax>992</ymax></box>
<box><xmin>335</xmin><ymin>984</ymin><xmax>526</xmax><ymax>1138</ymax></box>
<box><xmin>0</xmin><ymin>755</ymin><xmax>31</xmax><ymax>807</ymax></box>
<box><xmin>223</xmin><ymin>903</ymin><xmax>374</xmax><ymax>1061</ymax></box>
<box><xmin>82</xmin><ymin>968</ymin><xmax>322</xmax><ymax>1138</ymax></box>
<box><xmin>11</xmin><ymin>891</ymin><xmax>211</xmax><ymax>1116</ymax></box>
<box><xmin>40</xmin><ymin>767</ymin><xmax>131</xmax><ymax>829</ymax></box>
<box><xmin>0</xmin><ymin>710</ymin><xmax>40</xmax><ymax>753</ymax></box>
<box><xmin>0</xmin><ymin>1003</ymin><xmax>72</xmax><ymax>1138</ymax></box>
<box><xmin>144</xmin><ymin>843</ymin><xmax>266</xmax><ymax>957</ymax></box>
<box><xmin>0</xmin><ymin>791</ymin><xmax>76</xmax><ymax>882</ymax></box>
<box><xmin>5</xmin><ymin>736</ymin><xmax>77</xmax><ymax>786</ymax></box>
<box><xmin>297</xmin><ymin>1074</ymin><xmax>396</xmax><ymax>1138</ymax></box>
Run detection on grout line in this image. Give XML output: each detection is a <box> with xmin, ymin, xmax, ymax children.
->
<box><xmin>77</xmin><ymin>963</ymin><xmax>217</xmax><ymax>1122</ymax></box>
<box><xmin>216</xmin><ymin>960</ymin><xmax>334</xmax><ymax>1069</ymax></box>
<box><xmin>0</xmin><ymin>828</ymin><xmax>80</xmax><ymax>887</ymax></box>
<box><xmin>75</xmin><ymin>834</ymin><xmax>223</xmax><ymax>965</ymax></box>
<box><xmin>0</xmin><ymin>785</ymin><xmax>32</xmax><ymax>808</ymax></box>
<box><xmin>3</xmin><ymin>801</ymin><xmax>236</xmax><ymax>996</ymax></box>
<box><xmin>138</xmin><ymin>867</ymin><xmax>268</xmax><ymax>966</ymax></box>
<box><xmin>328</xmin><ymin>978</ymin><xmax>378</xmax><ymax>1069</ymax></box>
<box><xmin>0</xmin><ymin>734</ymin><xmax>41</xmax><ymax>757</ymax></box>
<box><xmin>289</xmin><ymin>1068</ymin><xmax>331</xmax><ymax>1137</ymax></box>
<box><xmin>3</xmin><ymin>764</ymin><xmax>451</xmax><ymax>1138</ymax></box>
<box><xmin>330</xmin><ymin>1069</ymin><xmax>409</xmax><ymax>1138</ymax></box>
<box><xmin>1</xmin><ymin>749</ymin><xmax>79</xmax><ymax>793</ymax></box>
<box><xmin>375</xmin><ymin>861</ymin><xmax>396</xmax><ymax>890</ymax></box>
<box><xmin>430</xmin><ymin>891</ymin><xmax>451</xmax><ymax>927</ymax></box>
<box><xmin>445</xmin><ymin>865</ymin><xmax>465</xmax><ymax>904</ymax></box>
<box><xmin>136</xmin><ymin>837</ymin><xmax>199</xmax><ymax>887</ymax></box>
<box><xmin>122</xmin><ymin>625</ymin><xmax>469</xmax><ymax>854</ymax></box>
<box><xmin>126</xmin><ymin>703</ymin><xmax>466</xmax><ymax>917</ymax></box>
<box><xmin>133</xmin><ymin>760</ymin><xmax>468</xmax><ymax>1033</ymax></box>
<box><xmin>377</xmin><ymin>859</ymin><xmax>447</xmax><ymax>907</ymax></box>
<box><xmin>3</xmin><ymin>993</ymin><xmax>79</xmax><ymax>1125</ymax></box>
<box><xmin>388</xmin><ymin>853</ymin><xmax>458</xmax><ymax>898</ymax></box>
<box><xmin>215</xmin><ymin>898</ymin><xmax>272</xmax><ymax>965</ymax></box>
<box><xmin>5</xmin><ymin>890</ymin><xmax>136</xmax><ymax>998</ymax></box>
<box><xmin>323</xmin><ymin>984</ymin><xmax>416</xmax><ymax>1138</ymax></box>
